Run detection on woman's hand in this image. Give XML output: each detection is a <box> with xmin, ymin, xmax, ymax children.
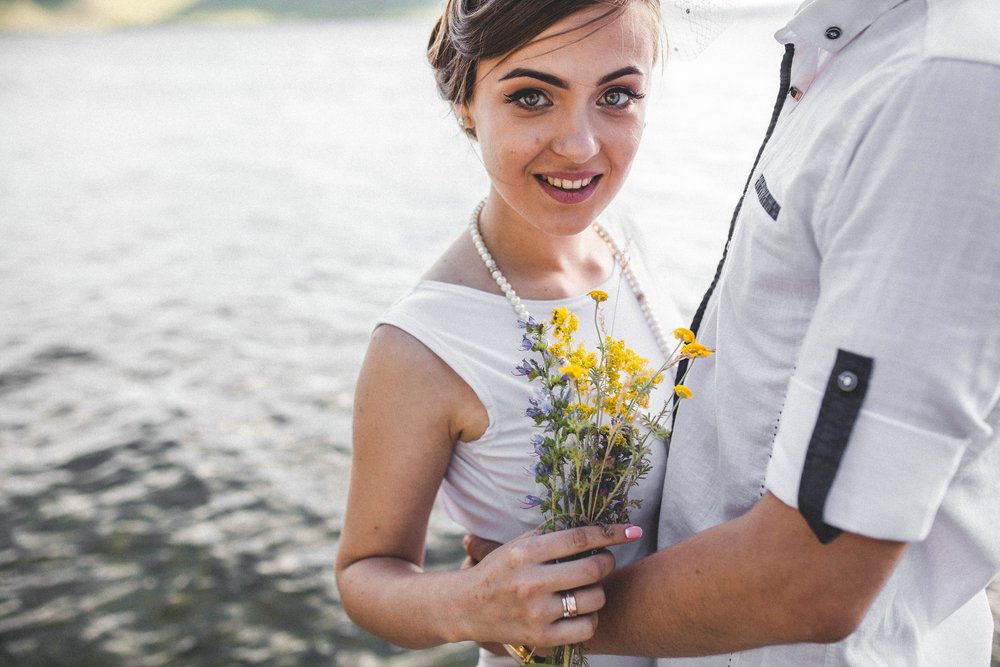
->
<box><xmin>453</xmin><ymin>524</ymin><xmax>643</xmax><ymax>649</ymax></box>
<box><xmin>338</xmin><ymin>326</ymin><xmax>642</xmax><ymax>650</ymax></box>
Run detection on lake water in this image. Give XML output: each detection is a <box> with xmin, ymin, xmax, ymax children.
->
<box><xmin>2</xmin><ymin>7</ymin><xmax>997</xmax><ymax>667</ymax></box>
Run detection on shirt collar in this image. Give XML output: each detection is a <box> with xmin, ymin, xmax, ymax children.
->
<box><xmin>775</xmin><ymin>0</ymin><xmax>909</xmax><ymax>52</ymax></box>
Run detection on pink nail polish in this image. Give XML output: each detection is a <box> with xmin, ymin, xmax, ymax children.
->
<box><xmin>625</xmin><ymin>526</ymin><xmax>643</xmax><ymax>540</ymax></box>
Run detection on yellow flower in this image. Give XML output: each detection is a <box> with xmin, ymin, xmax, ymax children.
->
<box><xmin>673</xmin><ymin>327</ymin><xmax>695</xmax><ymax>344</ymax></box>
<box><xmin>549</xmin><ymin>307</ymin><xmax>580</xmax><ymax>358</ymax></box>
<box><xmin>589</xmin><ymin>289</ymin><xmax>608</xmax><ymax>303</ymax></box>
<box><xmin>604</xmin><ymin>394</ymin><xmax>625</xmax><ymax>416</ymax></box>
<box><xmin>560</xmin><ymin>363</ymin><xmax>587</xmax><ymax>384</ymax></box>
<box><xmin>550</xmin><ymin>307</ymin><xmax>578</xmax><ymax>332</ymax></box>
<box><xmin>674</xmin><ymin>384</ymin><xmax>693</xmax><ymax>399</ymax></box>
<box><xmin>567</xmin><ymin>348</ymin><xmax>598</xmax><ymax>373</ymax></box>
<box><xmin>682</xmin><ymin>341</ymin><xmax>714</xmax><ymax>358</ymax></box>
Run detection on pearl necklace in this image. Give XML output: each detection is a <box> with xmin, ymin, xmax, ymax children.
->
<box><xmin>467</xmin><ymin>199</ymin><xmax>672</xmax><ymax>360</ymax></box>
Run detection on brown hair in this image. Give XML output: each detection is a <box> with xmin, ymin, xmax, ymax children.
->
<box><xmin>428</xmin><ymin>0</ymin><xmax>661</xmax><ymax>115</ymax></box>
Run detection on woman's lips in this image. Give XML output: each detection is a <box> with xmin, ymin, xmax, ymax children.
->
<box><xmin>535</xmin><ymin>173</ymin><xmax>602</xmax><ymax>204</ymax></box>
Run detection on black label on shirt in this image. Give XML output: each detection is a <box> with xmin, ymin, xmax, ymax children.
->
<box><xmin>754</xmin><ymin>174</ymin><xmax>782</xmax><ymax>221</ymax></box>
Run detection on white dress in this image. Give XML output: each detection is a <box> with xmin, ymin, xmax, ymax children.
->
<box><xmin>379</xmin><ymin>221</ymin><xmax>681</xmax><ymax>667</ymax></box>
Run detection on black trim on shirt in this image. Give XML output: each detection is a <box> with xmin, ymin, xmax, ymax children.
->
<box><xmin>670</xmin><ymin>43</ymin><xmax>796</xmax><ymax>435</ymax></box>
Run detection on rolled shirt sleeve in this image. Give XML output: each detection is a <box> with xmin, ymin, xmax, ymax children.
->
<box><xmin>766</xmin><ymin>58</ymin><xmax>1000</xmax><ymax>542</ymax></box>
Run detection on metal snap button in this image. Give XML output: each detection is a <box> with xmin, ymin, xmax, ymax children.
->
<box><xmin>837</xmin><ymin>371</ymin><xmax>858</xmax><ymax>392</ymax></box>
<box><xmin>825</xmin><ymin>26</ymin><xmax>843</xmax><ymax>40</ymax></box>
<box><xmin>789</xmin><ymin>86</ymin><xmax>803</xmax><ymax>101</ymax></box>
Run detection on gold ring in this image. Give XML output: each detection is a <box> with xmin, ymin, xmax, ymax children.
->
<box><xmin>503</xmin><ymin>643</ymin><xmax>542</xmax><ymax>664</ymax></box>
<box><xmin>561</xmin><ymin>591</ymin><xmax>579</xmax><ymax>619</ymax></box>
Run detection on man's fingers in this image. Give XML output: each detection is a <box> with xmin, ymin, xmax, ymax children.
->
<box><xmin>480</xmin><ymin>641</ymin><xmax>509</xmax><ymax>657</ymax></box>
<box><xmin>464</xmin><ymin>533</ymin><xmax>502</xmax><ymax>565</ymax></box>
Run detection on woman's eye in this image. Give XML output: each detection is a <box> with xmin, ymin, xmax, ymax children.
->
<box><xmin>604</xmin><ymin>90</ymin><xmax>625</xmax><ymax>106</ymax></box>
<box><xmin>504</xmin><ymin>89</ymin><xmax>551</xmax><ymax>110</ymax></box>
<box><xmin>520</xmin><ymin>91</ymin><xmax>542</xmax><ymax>107</ymax></box>
<box><xmin>600</xmin><ymin>87</ymin><xmax>644</xmax><ymax>108</ymax></box>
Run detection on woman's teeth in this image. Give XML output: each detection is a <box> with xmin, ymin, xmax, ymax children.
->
<box><xmin>543</xmin><ymin>176</ymin><xmax>593</xmax><ymax>190</ymax></box>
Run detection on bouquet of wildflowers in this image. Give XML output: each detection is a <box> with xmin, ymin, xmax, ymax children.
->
<box><xmin>514</xmin><ymin>289</ymin><xmax>712</xmax><ymax>667</ymax></box>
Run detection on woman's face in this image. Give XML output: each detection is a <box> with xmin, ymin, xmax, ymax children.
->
<box><xmin>459</xmin><ymin>4</ymin><xmax>656</xmax><ymax>236</ymax></box>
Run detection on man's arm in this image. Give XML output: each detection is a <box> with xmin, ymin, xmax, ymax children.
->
<box><xmin>588</xmin><ymin>492</ymin><xmax>905</xmax><ymax>656</ymax></box>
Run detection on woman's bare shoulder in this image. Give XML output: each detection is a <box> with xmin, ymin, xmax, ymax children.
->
<box><xmin>364</xmin><ymin>322</ymin><xmax>449</xmax><ymax>381</ymax></box>
<box><xmin>360</xmin><ymin>321</ymin><xmax>488</xmax><ymax>444</ymax></box>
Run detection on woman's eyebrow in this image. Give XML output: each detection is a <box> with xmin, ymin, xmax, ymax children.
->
<box><xmin>498</xmin><ymin>68</ymin><xmax>567</xmax><ymax>88</ymax></box>
<box><xmin>597</xmin><ymin>66</ymin><xmax>642</xmax><ymax>85</ymax></box>
<box><xmin>498</xmin><ymin>65</ymin><xmax>643</xmax><ymax>88</ymax></box>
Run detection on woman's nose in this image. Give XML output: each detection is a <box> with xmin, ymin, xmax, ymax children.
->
<box><xmin>549</xmin><ymin>112</ymin><xmax>600</xmax><ymax>164</ymax></box>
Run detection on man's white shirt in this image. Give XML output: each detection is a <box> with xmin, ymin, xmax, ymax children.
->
<box><xmin>658</xmin><ymin>0</ymin><xmax>1000</xmax><ymax>664</ymax></box>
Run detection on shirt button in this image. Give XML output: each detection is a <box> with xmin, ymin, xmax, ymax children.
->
<box><xmin>825</xmin><ymin>26</ymin><xmax>843</xmax><ymax>39</ymax></box>
<box><xmin>837</xmin><ymin>371</ymin><xmax>859</xmax><ymax>392</ymax></box>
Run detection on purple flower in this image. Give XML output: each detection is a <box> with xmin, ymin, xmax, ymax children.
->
<box><xmin>520</xmin><ymin>334</ymin><xmax>533</xmax><ymax>351</ymax></box>
<box><xmin>516</xmin><ymin>316</ymin><xmax>538</xmax><ymax>329</ymax></box>
<box><xmin>513</xmin><ymin>360</ymin><xmax>532</xmax><ymax>377</ymax></box>
<box><xmin>530</xmin><ymin>434</ymin><xmax>545</xmax><ymax>456</ymax></box>
<box><xmin>525</xmin><ymin>391</ymin><xmax>553</xmax><ymax>420</ymax></box>
<box><xmin>522</xmin><ymin>495</ymin><xmax>544</xmax><ymax>509</ymax></box>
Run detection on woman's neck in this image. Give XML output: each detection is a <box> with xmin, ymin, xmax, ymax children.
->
<box><xmin>476</xmin><ymin>197</ymin><xmax>615</xmax><ymax>300</ymax></box>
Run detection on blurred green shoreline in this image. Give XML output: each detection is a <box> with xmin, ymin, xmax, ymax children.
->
<box><xmin>0</xmin><ymin>0</ymin><xmax>440</xmax><ymax>32</ymax></box>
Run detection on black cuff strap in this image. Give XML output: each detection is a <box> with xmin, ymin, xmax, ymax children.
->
<box><xmin>798</xmin><ymin>349</ymin><xmax>874</xmax><ymax>544</ymax></box>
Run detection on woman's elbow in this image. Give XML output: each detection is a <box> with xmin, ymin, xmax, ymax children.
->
<box><xmin>334</xmin><ymin>564</ymin><xmax>356</xmax><ymax>612</ymax></box>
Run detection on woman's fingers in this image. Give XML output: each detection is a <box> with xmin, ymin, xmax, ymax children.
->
<box><xmin>507</xmin><ymin>589</ymin><xmax>606</xmax><ymax>648</ymax></box>
<box><xmin>540</xmin><ymin>550</ymin><xmax>617</xmax><ymax>593</ymax></box>
<box><xmin>513</xmin><ymin>524</ymin><xmax>643</xmax><ymax>591</ymax></box>
<box><xmin>491</xmin><ymin>531</ymin><xmax>617</xmax><ymax>594</ymax></box>
<box><xmin>469</xmin><ymin>523</ymin><xmax>642</xmax><ymax>567</ymax></box>
<box><xmin>533</xmin><ymin>524</ymin><xmax>643</xmax><ymax>563</ymax></box>
<box><xmin>554</xmin><ymin>584</ymin><xmax>605</xmax><ymax>619</ymax></box>
<box><xmin>523</xmin><ymin>586</ymin><xmax>605</xmax><ymax>649</ymax></box>
<box><xmin>537</xmin><ymin>611</ymin><xmax>602</xmax><ymax>647</ymax></box>
<box><xmin>462</xmin><ymin>524</ymin><xmax>641</xmax><ymax>645</ymax></box>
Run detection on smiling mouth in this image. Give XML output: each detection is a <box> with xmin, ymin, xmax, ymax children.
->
<box><xmin>536</xmin><ymin>174</ymin><xmax>599</xmax><ymax>191</ymax></box>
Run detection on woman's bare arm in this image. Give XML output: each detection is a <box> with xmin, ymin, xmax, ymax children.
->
<box><xmin>335</xmin><ymin>324</ymin><xmax>641</xmax><ymax>649</ymax></box>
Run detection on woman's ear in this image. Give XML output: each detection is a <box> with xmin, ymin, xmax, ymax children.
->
<box><xmin>453</xmin><ymin>104</ymin><xmax>476</xmax><ymax>138</ymax></box>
